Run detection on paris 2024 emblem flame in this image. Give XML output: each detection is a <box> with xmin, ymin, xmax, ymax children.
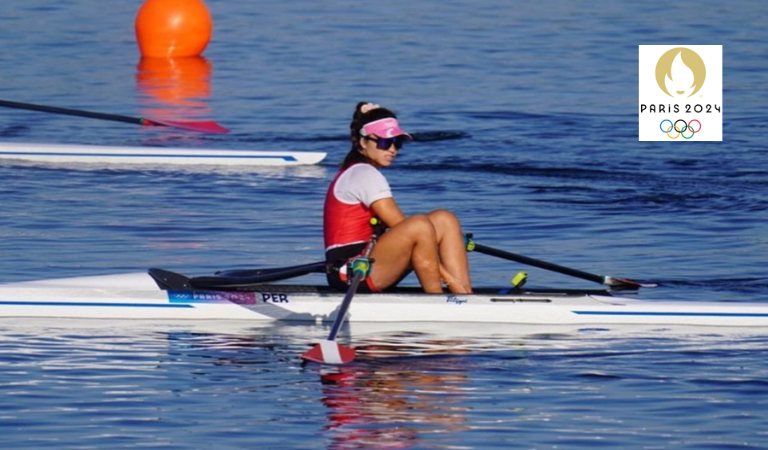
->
<box><xmin>655</xmin><ymin>47</ymin><xmax>706</xmax><ymax>98</ymax></box>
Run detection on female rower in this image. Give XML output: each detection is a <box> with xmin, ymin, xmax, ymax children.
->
<box><xmin>323</xmin><ymin>102</ymin><xmax>472</xmax><ymax>294</ymax></box>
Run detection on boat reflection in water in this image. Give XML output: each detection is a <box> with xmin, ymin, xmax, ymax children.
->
<box><xmin>312</xmin><ymin>325</ymin><xmax>591</xmax><ymax>450</ymax></box>
<box><xmin>318</xmin><ymin>361</ymin><xmax>472</xmax><ymax>450</ymax></box>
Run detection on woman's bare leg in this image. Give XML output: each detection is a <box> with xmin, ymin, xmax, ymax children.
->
<box><xmin>427</xmin><ymin>210</ymin><xmax>472</xmax><ymax>293</ymax></box>
<box><xmin>368</xmin><ymin>214</ymin><xmax>443</xmax><ymax>293</ymax></box>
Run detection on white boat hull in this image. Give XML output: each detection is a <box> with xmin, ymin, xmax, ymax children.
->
<box><xmin>2</xmin><ymin>273</ymin><xmax>768</xmax><ymax>328</ymax></box>
<box><xmin>0</xmin><ymin>142</ymin><xmax>326</xmax><ymax>166</ymax></box>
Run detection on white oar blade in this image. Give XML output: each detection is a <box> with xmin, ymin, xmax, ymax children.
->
<box><xmin>301</xmin><ymin>340</ymin><xmax>356</xmax><ymax>365</ymax></box>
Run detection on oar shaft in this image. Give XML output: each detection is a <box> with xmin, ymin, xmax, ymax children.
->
<box><xmin>193</xmin><ymin>261</ymin><xmax>329</xmax><ymax>287</ymax></box>
<box><xmin>0</xmin><ymin>99</ymin><xmax>141</xmax><ymax>126</ymax></box>
<box><xmin>328</xmin><ymin>272</ymin><xmax>363</xmax><ymax>341</ymax></box>
<box><xmin>0</xmin><ymin>98</ymin><xmax>229</xmax><ymax>133</ymax></box>
<box><xmin>326</xmin><ymin>239</ymin><xmax>375</xmax><ymax>342</ymax></box>
<box><xmin>472</xmin><ymin>243</ymin><xmax>605</xmax><ymax>285</ymax></box>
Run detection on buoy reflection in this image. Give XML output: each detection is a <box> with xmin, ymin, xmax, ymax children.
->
<box><xmin>136</xmin><ymin>55</ymin><xmax>213</xmax><ymax>124</ymax></box>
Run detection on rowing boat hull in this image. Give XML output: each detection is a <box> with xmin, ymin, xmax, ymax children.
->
<box><xmin>1</xmin><ymin>273</ymin><xmax>768</xmax><ymax>327</ymax></box>
<box><xmin>0</xmin><ymin>142</ymin><xmax>326</xmax><ymax>166</ymax></box>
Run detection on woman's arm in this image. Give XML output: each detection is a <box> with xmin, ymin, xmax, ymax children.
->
<box><xmin>371</xmin><ymin>197</ymin><xmax>406</xmax><ymax>228</ymax></box>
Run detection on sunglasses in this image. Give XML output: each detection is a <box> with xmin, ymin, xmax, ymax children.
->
<box><xmin>363</xmin><ymin>135</ymin><xmax>407</xmax><ymax>150</ymax></box>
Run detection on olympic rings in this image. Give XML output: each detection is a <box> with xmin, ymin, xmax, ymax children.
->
<box><xmin>688</xmin><ymin>119</ymin><xmax>701</xmax><ymax>133</ymax></box>
<box><xmin>660</xmin><ymin>119</ymin><xmax>673</xmax><ymax>133</ymax></box>
<box><xmin>660</xmin><ymin>119</ymin><xmax>702</xmax><ymax>139</ymax></box>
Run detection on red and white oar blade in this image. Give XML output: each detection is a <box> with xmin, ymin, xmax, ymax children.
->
<box><xmin>301</xmin><ymin>340</ymin><xmax>356</xmax><ymax>365</ymax></box>
<box><xmin>144</xmin><ymin>118</ymin><xmax>231</xmax><ymax>134</ymax></box>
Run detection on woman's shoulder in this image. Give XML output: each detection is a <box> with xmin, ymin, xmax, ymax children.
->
<box><xmin>347</xmin><ymin>162</ymin><xmax>380</xmax><ymax>173</ymax></box>
<box><xmin>337</xmin><ymin>163</ymin><xmax>389</xmax><ymax>190</ymax></box>
<box><xmin>342</xmin><ymin>163</ymin><xmax>386</xmax><ymax>179</ymax></box>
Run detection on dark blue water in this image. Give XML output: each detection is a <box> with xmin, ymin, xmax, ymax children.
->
<box><xmin>2</xmin><ymin>1</ymin><xmax>768</xmax><ymax>448</ymax></box>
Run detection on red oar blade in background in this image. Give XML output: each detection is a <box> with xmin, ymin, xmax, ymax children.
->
<box><xmin>301</xmin><ymin>340</ymin><xmax>356</xmax><ymax>365</ymax></box>
<box><xmin>142</xmin><ymin>118</ymin><xmax>230</xmax><ymax>134</ymax></box>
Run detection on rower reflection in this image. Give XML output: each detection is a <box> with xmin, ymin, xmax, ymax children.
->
<box><xmin>318</xmin><ymin>357</ymin><xmax>472</xmax><ymax>450</ymax></box>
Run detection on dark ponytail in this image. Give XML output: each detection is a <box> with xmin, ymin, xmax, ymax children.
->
<box><xmin>340</xmin><ymin>102</ymin><xmax>398</xmax><ymax>169</ymax></box>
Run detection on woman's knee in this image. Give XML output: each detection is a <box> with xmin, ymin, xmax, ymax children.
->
<box><xmin>427</xmin><ymin>209</ymin><xmax>461</xmax><ymax>232</ymax></box>
<box><xmin>406</xmin><ymin>214</ymin><xmax>437</xmax><ymax>240</ymax></box>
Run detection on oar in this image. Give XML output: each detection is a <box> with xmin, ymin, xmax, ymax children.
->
<box><xmin>300</xmin><ymin>257</ymin><xmax>370</xmax><ymax>364</ymax></box>
<box><xmin>214</xmin><ymin>261</ymin><xmax>328</xmax><ymax>278</ymax></box>
<box><xmin>301</xmin><ymin>237</ymin><xmax>379</xmax><ymax>365</ymax></box>
<box><xmin>466</xmin><ymin>236</ymin><xmax>654</xmax><ymax>290</ymax></box>
<box><xmin>148</xmin><ymin>262</ymin><xmax>329</xmax><ymax>291</ymax></box>
<box><xmin>0</xmin><ymin>99</ymin><xmax>229</xmax><ymax>134</ymax></box>
<box><xmin>192</xmin><ymin>261</ymin><xmax>329</xmax><ymax>288</ymax></box>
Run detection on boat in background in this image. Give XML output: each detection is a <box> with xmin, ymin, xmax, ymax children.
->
<box><xmin>0</xmin><ymin>142</ymin><xmax>326</xmax><ymax>166</ymax></box>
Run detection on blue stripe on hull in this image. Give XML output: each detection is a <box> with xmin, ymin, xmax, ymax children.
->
<box><xmin>573</xmin><ymin>311</ymin><xmax>768</xmax><ymax>318</ymax></box>
<box><xmin>0</xmin><ymin>300</ymin><xmax>192</xmax><ymax>308</ymax></box>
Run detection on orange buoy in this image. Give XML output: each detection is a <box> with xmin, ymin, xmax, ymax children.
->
<box><xmin>135</xmin><ymin>0</ymin><xmax>213</xmax><ymax>58</ymax></box>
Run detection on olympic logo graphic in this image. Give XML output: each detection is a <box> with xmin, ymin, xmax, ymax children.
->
<box><xmin>660</xmin><ymin>119</ymin><xmax>701</xmax><ymax>139</ymax></box>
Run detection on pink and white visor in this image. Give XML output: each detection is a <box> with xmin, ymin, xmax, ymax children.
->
<box><xmin>360</xmin><ymin>118</ymin><xmax>412</xmax><ymax>139</ymax></box>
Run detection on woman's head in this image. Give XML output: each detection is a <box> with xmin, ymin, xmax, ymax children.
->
<box><xmin>342</xmin><ymin>102</ymin><xmax>411</xmax><ymax>169</ymax></box>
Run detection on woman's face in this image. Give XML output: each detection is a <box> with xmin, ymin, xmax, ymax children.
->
<box><xmin>359</xmin><ymin>135</ymin><xmax>399</xmax><ymax>168</ymax></box>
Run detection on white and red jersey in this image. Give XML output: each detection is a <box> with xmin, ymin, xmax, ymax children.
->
<box><xmin>324</xmin><ymin>163</ymin><xmax>392</xmax><ymax>252</ymax></box>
